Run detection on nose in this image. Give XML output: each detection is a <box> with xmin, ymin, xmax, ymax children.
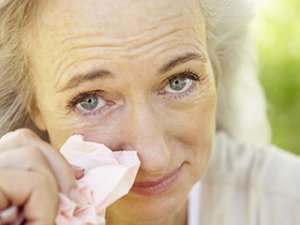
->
<box><xmin>123</xmin><ymin>102</ymin><xmax>171</xmax><ymax>177</ymax></box>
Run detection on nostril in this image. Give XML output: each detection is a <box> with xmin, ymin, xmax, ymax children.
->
<box><xmin>116</xmin><ymin>143</ymin><xmax>136</xmax><ymax>152</ymax></box>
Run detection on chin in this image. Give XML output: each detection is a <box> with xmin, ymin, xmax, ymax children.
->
<box><xmin>107</xmin><ymin>190</ymin><xmax>189</xmax><ymax>222</ymax></box>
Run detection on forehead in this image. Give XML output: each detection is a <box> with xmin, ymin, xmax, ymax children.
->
<box><xmin>39</xmin><ymin>0</ymin><xmax>204</xmax><ymax>35</ymax></box>
<box><xmin>34</xmin><ymin>0</ymin><xmax>205</xmax><ymax>47</ymax></box>
<box><xmin>29</xmin><ymin>0</ymin><xmax>206</xmax><ymax>82</ymax></box>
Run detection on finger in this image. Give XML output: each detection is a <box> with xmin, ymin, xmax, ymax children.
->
<box><xmin>0</xmin><ymin>190</ymin><xmax>9</xmax><ymax>210</ymax></box>
<box><xmin>0</xmin><ymin>206</ymin><xmax>18</xmax><ymax>224</ymax></box>
<box><xmin>0</xmin><ymin>169</ymin><xmax>58</xmax><ymax>225</ymax></box>
<box><xmin>0</xmin><ymin>129</ymin><xmax>45</xmax><ymax>150</ymax></box>
<box><xmin>0</xmin><ymin>129</ymin><xmax>76</xmax><ymax>194</ymax></box>
<box><xmin>32</xmin><ymin>140</ymin><xmax>77</xmax><ymax>194</ymax></box>
<box><xmin>0</xmin><ymin>129</ymin><xmax>39</xmax><ymax>151</ymax></box>
<box><xmin>0</xmin><ymin>147</ymin><xmax>58</xmax><ymax>196</ymax></box>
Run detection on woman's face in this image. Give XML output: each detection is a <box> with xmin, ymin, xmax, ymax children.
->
<box><xmin>27</xmin><ymin>0</ymin><xmax>216</xmax><ymax>223</ymax></box>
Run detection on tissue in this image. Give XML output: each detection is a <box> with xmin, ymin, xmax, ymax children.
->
<box><xmin>0</xmin><ymin>135</ymin><xmax>140</xmax><ymax>225</ymax></box>
<box><xmin>56</xmin><ymin>135</ymin><xmax>140</xmax><ymax>225</ymax></box>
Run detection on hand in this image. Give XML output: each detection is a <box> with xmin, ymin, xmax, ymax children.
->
<box><xmin>0</xmin><ymin>129</ymin><xmax>77</xmax><ymax>225</ymax></box>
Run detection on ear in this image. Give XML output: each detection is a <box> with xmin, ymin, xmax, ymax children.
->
<box><xmin>27</xmin><ymin>99</ymin><xmax>47</xmax><ymax>131</ymax></box>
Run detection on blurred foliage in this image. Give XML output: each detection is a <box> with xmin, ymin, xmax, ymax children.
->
<box><xmin>255</xmin><ymin>0</ymin><xmax>300</xmax><ymax>155</ymax></box>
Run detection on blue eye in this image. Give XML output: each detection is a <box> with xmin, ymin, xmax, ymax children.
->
<box><xmin>165</xmin><ymin>71</ymin><xmax>200</xmax><ymax>93</ymax></box>
<box><xmin>75</xmin><ymin>94</ymin><xmax>106</xmax><ymax>112</ymax></box>
<box><xmin>165</xmin><ymin>76</ymin><xmax>194</xmax><ymax>93</ymax></box>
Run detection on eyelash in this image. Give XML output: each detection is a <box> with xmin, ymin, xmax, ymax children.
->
<box><xmin>159</xmin><ymin>69</ymin><xmax>202</xmax><ymax>99</ymax></box>
<box><xmin>66</xmin><ymin>90</ymin><xmax>111</xmax><ymax>116</ymax></box>
<box><xmin>66</xmin><ymin>69</ymin><xmax>203</xmax><ymax>116</ymax></box>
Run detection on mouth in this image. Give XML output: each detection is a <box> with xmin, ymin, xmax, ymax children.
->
<box><xmin>130</xmin><ymin>163</ymin><xmax>183</xmax><ymax>196</ymax></box>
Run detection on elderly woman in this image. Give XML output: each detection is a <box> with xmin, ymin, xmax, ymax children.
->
<box><xmin>0</xmin><ymin>0</ymin><xmax>299</xmax><ymax>225</ymax></box>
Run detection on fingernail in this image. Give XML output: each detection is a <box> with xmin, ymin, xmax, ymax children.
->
<box><xmin>0</xmin><ymin>206</ymin><xmax>18</xmax><ymax>224</ymax></box>
<box><xmin>71</xmin><ymin>165</ymin><xmax>85</xmax><ymax>179</ymax></box>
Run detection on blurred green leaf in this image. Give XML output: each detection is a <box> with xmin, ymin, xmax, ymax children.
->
<box><xmin>255</xmin><ymin>0</ymin><xmax>300</xmax><ymax>155</ymax></box>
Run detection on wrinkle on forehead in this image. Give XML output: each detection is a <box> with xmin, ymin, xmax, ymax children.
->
<box><xmin>29</xmin><ymin>0</ymin><xmax>206</xmax><ymax>83</ymax></box>
<box><xmin>36</xmin><ymin>0</ymin><xmax>205</xmax><ymax>43</ymax></box>
<box><xmin>40</xmin><ymin>0</ymin><xmax>203</xmax><ymax>32</ymax></box>
<box><xmin>53</xmin><ymin>29</ymin><xmax>205</xmax><ymax>87</ymax></box>
<box><xmin>57</xmin><ymin>27</ymin><xmax>204</xmax><ymax>60</ymax></box>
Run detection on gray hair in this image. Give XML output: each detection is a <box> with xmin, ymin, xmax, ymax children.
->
<box><xmin>0</xmin><ymin>0</ymin><xmax>271</xmax><ymax>144</ymax></box>
<box><xmin>200</xmin><ymin>0</ymin><xmax>271</xmax><ymax>144</ymax></box>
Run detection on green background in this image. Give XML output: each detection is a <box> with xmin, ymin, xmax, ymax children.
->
<box><xmin>255</xmin><ymin>0</ymin><xmax>300</xmax><ymax>155</ymax></box>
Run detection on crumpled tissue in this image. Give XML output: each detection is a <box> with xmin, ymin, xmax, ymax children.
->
<box><xmin>56</xmin><ymin>135</ymin><xmax>140</xmax><ymax>225</ymax></box>
<box><xmin>0</xmin><ymin>134</ymin><xmax>140</xmax><ymax>225</ymax></box>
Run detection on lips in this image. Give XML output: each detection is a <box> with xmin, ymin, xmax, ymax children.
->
<box><xmin>130</xmin><ymin>164</ymin><xmax>183</xmax><ymax>196</ymax></box>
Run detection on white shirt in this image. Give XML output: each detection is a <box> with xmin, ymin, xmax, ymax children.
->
<box><xmin>188</xmin><ymin>181</ymin><xmax>202</xmax><ymax>225</ymax></box>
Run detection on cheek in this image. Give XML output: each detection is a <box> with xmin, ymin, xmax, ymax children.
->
<box><xmin>165</xmin><ymin>97</ymin><xmax>216</xmax><ymax>174</ymax></box>
<box><xmin>165</xmin><ymin>97</ymin><xmax>216</xmax><ymax>145</ymax></box>
<box><xmin>43</xmin><ymin>101</ymin><xmax>125</xmax><ymax>149</ymax></box>
<box><xmin>74</xmin><ymin>126</ymin><xmax>125</xmax><ymax>150</ymax></box>
<box><xmin>57</xmin><ymin>113</ymin><xmax>128</xmax><ymax>150</ymax></box>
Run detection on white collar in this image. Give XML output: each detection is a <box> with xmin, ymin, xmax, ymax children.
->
<box><xmin>188</xmin><ymin>181</ymin><xmax>202</xmax><ymax>225</ymax></box>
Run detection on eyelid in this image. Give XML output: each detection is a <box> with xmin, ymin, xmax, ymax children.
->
<box><xmin>66</xmin><ymin>89</ymin><xmax>122</xmax><ymax>119</ymax></box>
<box><xmin>158</xmin><ymin>69</ymin><xmax>202</xmax><ymax>98</ymax></box>
<box><xmin>166</xmin><ymin>69</ymin><xmax>200</xmax><ymax>82</ymax></box>
<box><xmin>68</xmin><ymin>90</ymin><xmax>104</xmax><ymax>106</ymax></box>
<box><xmin>77</xmin><ymin>95</ymin><xmax>105</xmax><ymax>110</ymax></box>
<box><xmin>65</xmin><ymin>90</ymin><xmax>105</xmax><ymax>114</ymax></box>
<box><xmin>157</xmin><ymin>69</ymin><xmax>199</xmax><ymax>92</ymax></box>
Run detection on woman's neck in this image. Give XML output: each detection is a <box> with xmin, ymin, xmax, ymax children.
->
<box><xmin>106</xmin><ymin>201</ymin><xmax>188</xmax><ymax>225</ymax></box>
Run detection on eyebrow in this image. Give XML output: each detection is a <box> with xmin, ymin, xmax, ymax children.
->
<box><xmin>159</xmin><ymin>52</ymin><xmax>207</xmax><ymax>74</ymax></box>
<box><xmin>58</xmin><ymin>69</ymin><xmax>113</xmax><ymax>92</ymax></box>
<box><xmin>58</xmin><ymin>52</ymin><xmax>207</xmax><ymax>92</ymax></box>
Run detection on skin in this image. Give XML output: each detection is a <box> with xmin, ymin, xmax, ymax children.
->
<box><xmin>0</xmin><ymin>129</ymin><xmax>77</xmax><ymax>225</ymax></box>
<box><xmin>22</xmin><ymin>0</ymin><xmax>217</xmax><ymax>225</ymax></box>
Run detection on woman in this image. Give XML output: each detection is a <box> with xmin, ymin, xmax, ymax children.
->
<box><xmin>0</xmin><ymin>0</ymin><xmax>299</xmax><ymax>225</ymax></box>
